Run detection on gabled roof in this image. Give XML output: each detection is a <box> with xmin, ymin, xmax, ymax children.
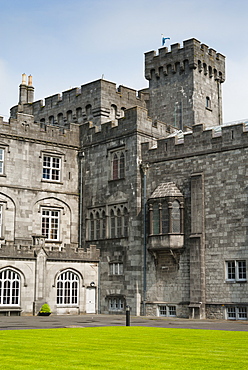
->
<box><xmin>149</xmin><ymin>182</ymin><xmax>183</xmax><ymax>199</ymax></box>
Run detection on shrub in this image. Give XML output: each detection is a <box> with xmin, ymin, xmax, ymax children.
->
<box><xmin>39</xmin><ymin>304</ymin><xmax>51</xmax><ymax>313</ymax></box>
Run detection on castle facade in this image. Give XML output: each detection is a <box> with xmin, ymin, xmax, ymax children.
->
<box><xmin>0</xmin><ymin>38</ymin><xmax>247</xmax><ymax>320</ymax></box>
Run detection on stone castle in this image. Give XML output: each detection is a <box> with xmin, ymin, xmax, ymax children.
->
<box><xmin>0</xmin><ymin>38</ymin><xmax>247</xmax><ymax>320</ymax></box>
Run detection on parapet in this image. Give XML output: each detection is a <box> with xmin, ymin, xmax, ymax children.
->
<box><xmin>0</xmin><ymin>112</ymin><xmax>80</xmax><ymax>148</ymax></box>
<box><xmin>80</xmin><ymin>106</ymin><xmax>170</xmax><ymax>146</ymax></box>
<box><xmin>141</xmin><ymin>120</ymin><xmax>248</xmax><ymax>162</ymax></box>
<box><xmin>0</xmin><ymin>243</ymin><xmax>100</xmax><ymax>261</ymax></box>
<box><xmin>11</xmin><ymin>78</ymin><xmax>147</xmax><ymax>128</ymax></box>
<box><xmin>145</xmin><ymin>38</ymin><xmax>225</xmax><ymax>82</ymax></box>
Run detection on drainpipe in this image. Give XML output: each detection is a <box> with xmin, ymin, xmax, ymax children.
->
<box><xmin>79</xmin><ymin>151</ymin><xmax>84</xmax><ymax>248</ymax></box>
<box><xmin>141</xmin><ymin>163</ymin><xmax>149</xmax><ymax>316</ymax></box>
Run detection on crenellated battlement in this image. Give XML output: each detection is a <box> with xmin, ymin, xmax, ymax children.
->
<box><xmin>0</xmin><ymin>112</ymin><xmax>80</xmax><ymax>148</ymax></box>
<box><xmin>141</xmin><ymin>120</ymin><xmax>248</xmax><ymax>163</ymax></box>
<box><xmin>80</xmin><ymin>106</ymin><xmax>172</xmax><ymax>146</ymax></box>
<box><xmin>145</xmin><ymin>38</ymin><xmax>225</xmax><ymax>82</ymax></box>
<box><xmin>0</xmin><ymin>242</ymin><xmax>100</xmax><ymax>261</ymax></box>
<box><xmin>11</xmin><ymin>79</ymin><xmax>148</xmax><ymax>128</ymax></box>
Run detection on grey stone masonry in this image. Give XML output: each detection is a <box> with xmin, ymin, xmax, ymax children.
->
<box><xmin>2</xmin><ymin>37</ymin><xmax>247</xmax><ymax>320</ymax></box>
<box><xmin>145</xmin><ymin>38</ymin><xmax>225</xmax><ymax>128</ymax></box>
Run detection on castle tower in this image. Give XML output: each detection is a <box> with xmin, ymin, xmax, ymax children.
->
<box><xmin>145</xmin><ymin>38</ymin><xmax>225</xmax><ymax>129</ymax></box>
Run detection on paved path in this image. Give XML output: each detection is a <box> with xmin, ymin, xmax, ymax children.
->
<box><xmin>0</xmin><ymin>314</ymin><xmax>248</xmax><ymax>331</ymax></box>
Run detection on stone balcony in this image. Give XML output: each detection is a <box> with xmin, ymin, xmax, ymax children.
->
<box><xmin>148</xmin><ymin>234</ymin><xmax>184</xmax><ymax>251</ymax></box>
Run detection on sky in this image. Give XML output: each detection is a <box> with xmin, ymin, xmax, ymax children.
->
<box><xmin>0</xmin><ymin>0</ymin><xmax>248</xmax><ymax>123</ymax></box>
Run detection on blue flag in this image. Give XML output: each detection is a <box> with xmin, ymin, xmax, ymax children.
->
<box><xmin>162</xmin><ymin>37</ymin><xmax>170</xmax><ymax>46</ymax></box>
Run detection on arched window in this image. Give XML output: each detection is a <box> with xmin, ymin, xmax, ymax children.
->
<box><xmin>110</xmin><ymin>104</ymin><xmax>117</xmax><ymax>121</ymax></box>
<box><xmin>206</xmin><ymin>96</ymin><xmax>211</xmax><ymax>109</ymax></box>
<box><xmin>153</xmin><ymin>203</ymin><xmax>160</xmax><ymax>234</ymax></box>
<box><xmin>0</xmin><ymin>269</ymin><xmax>20</xmax><ymax>305</ymax></box>
<box><xmin>67</xmin><ymin>110</ymin><xmax>72</xmax><ymax>123</ymax></box>
<box><xmin>57</xmin><ymin>270</ymin><xmax>79</xmax><ymax>305</ymax></box>
<box><xmin>110</xmin><ymin>209</ymin><xmax>115</xmax><ymax>238</ymax></box>
<box><xmin>161</xmin><ymin>201</ymin><xmax>169</xmax><ymax>234</ymax></box>
<box><xmin>102</xmin><ymin>210</ymin><xmax>106</xmax><ymax>239</ymax></box>
<box><xmin>119</xmin><ymin>152</ymin><xmax>125</xmax><ymax>179</ymax></box>
<box><xmin>112</xmin><ymin>154</ymin><xmax>119</xmax><ymax>180</ymax></box>
<box><xmin>171</xmin><ymin>201</ymin><xmax>180</xmax><ymax>233</ymax></box>
<box><xmin>111</xmin><ymin>150</ymin><xmax>125</xmax><ymax>180</ymax></box>
<box><xmin>90</xmin><ymin>212</ymin><xmax>94</xmax><ymax>240</ymax></box>
<box><xmin>123</xmin><ymin>207</ymin><xmax>128</xmax><ymax>237</ymax></box>
<box><xmin>57</xmin><ymin>113</ymin><xmax>63</xmax><ymax>126</ymax></box>
<box><xmin>40</xmin><ymin>118</ymin><xmax>46</xmax><ymax>129</ymax></box>
<box><xmin>76</xmin><ymin>107</ymin><xmax>82</xmax><ymax>121</ymax></box>
<box><xmin>85</xmin><ymin>104</ymin><xmax>92</xmax><ymax>121</ymax></box>
<box><xmin>96</xmin><ymin>212</ymin><xmax>100</xmax><ymax>239</ymax></box>
<box><xmin>120</xmin><ymin>107</ymin><xmax>126</xmax><ymax>117</ymax></box>
<box><xmin>117</xmin><ymin>209</ymin><xmax>122</xmax><ymax>238</ymax></box>
<box><xmin>49</xmin><ymin>116</ymin><xmax>54</xmax><ymax>125</ymax></box>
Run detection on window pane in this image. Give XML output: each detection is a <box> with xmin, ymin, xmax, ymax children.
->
<box><xmin>101</xmin><ymin>211</ymin><xmax>106</xmax><ymax>239</ymax></box>
<box><xmin>117</xmin><ymin>210</ymin><xmax>122</xmax><ymax>237</ymax></box>
<box><xmin>161</xmin><ymin>202</ymin><xmax>169</xmax><ymax>233</ymax></box>
<box><xmin>153</xmin><ymin>204</ymin><xmax>159</xmax><ymax>234</ymax></box>
<box><xmin>238</xmin><ymin>307</ymin><xmax>247</xmax><ymax>319</ymax></box>
<box><xmin>172</xmin><ymin>201</ymin><xmax>180</xmax><ymax>233</ymax></box>
<box><xmin>238</xmin><ymin>261</ymin><xmax>246</xmax><ymax>280</ymax></box>
<box><xmin>119</xmin><ymin>152</ymin><xmax>125</xmax><ymax>178</ymax></box>
<box><xmin>159</xmin><ymin>306</ymin><xmax>167</xmax><ymax>316</ymax></box>
<box><xmin>42</xmin><ymin>209</ymin><xmax>59</xmax><ymax>240</ymax></box>
<box><xmin>110</xmin><ymin>210</ymin><xmax>115</xmax><ymax>238</ymax></box>
<box><xmin>112</xmin><ymin>154</ymin><xmax>118</xmax><ymax>180</ymax></box>
<box><xmin>227</xmin><ymin>307</ymin><xmax>236</xmax><ymax>319</ymax></box>
<box><xmin>123</xmin><ymin>208</ymin><xmax>128</xmax><ymax>237</ymax></box>
<box><xmin>96</xmin><ymin>213</ymin><xmax>100</xmax><ymax>239</ymax></box>
<box><xmin>168</xmin><ymin>306</ymin><xmax>176</xmax><ymax>316</ymax></box>
<box><xmin>227</xmin><ymin>261</ymin><xmax>235</xmax><ymax>280</ymax></box>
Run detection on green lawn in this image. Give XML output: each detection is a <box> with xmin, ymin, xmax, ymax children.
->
<box><xmin>0</xmin><ymin>326</ymin><xmax>247</xmax><ymax>369</ymax></box>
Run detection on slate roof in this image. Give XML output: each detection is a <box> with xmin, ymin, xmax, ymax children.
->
<box><xmin>149</xmin><ymin>182</ymin><xmax>183</xmax><ymax>199</ymax></box>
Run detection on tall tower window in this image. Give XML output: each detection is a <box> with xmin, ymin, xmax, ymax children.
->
<box><xmin>110</xmin><ymin>149</ymin><xmax>126</xmax><ymax>180</ymax></box>
<box><xmin>206</xmin><ymin>96</ymin><xmax>211</xmax><ymax>109</ymax></box>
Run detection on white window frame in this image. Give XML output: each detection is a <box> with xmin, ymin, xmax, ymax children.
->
<box><xmin>225</xmin><ymin>260</ymin><xmax>247</xmax><ymax>282</ymax></box>
<box><xmin>109</xmin><ymin>262</ymin><xmax>123</xmax><ymax>275</ymax></box>
<box><xmin>42</xmin><ymin>208</ymin><xmax>60</xmax><ymax>241</ymax></box>
<box><xmin>158</xmin><ymin>305</ymin><xmax>167</xmax><ymax>316</ymax></box>
<box><xmin>226</xmin><ymin>307</ymin><xmax>247</xmax><ymax>320</ymax></box>
<box><xmin>158</xmin><ymin>305</ymin><xmax>177</xmax><ymax>317</ymax></box>
<box><xmin>0</xmin><ymin>269</ymin><xmax>20</xmax><ymax>306</ymax></box>
<box><xmin>168</xmin><ymin>305</ymin><xmax>177</xmax><ymax>317</ymax></box>
<box><xmin>0</xmin><ymin>148</ymin><xmax>4</xmax><ymax>175</ymax></box>
<box><xmin>57</xmin><ymin>270</ymin><xmax>79</xmax><ymax>306</ymax></box>
<box><xmin>42</xmin><ymin>155</ymin><xmax>61</xmax><ymax>182</ymax></box>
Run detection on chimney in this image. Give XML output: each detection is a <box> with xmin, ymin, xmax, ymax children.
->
<box><xmin>19</xmin><ymin>73</ymin><xmax>28</xmax><ymax>104</ymax></box>
<box><xmin>27</xmin><ymin>75</ymin><xmax>34</xmax><ymax>103</ymax></box>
